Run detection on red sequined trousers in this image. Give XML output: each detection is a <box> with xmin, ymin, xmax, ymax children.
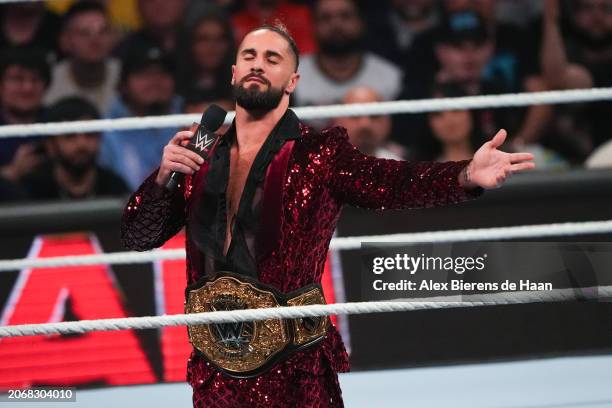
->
<box><xmin>121</xmin><ymin>124</ymin><xmax>482</xmax><ymax>407</ymax></box>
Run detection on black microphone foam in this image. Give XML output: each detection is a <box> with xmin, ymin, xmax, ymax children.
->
<box><xmin>201</xmin><ymin>103</ymin><xmax>226</xmax><ymax>133</ymax></box>
<box><xmin>165</xmin><ymin>104</ymin><xmax>228</xmax><ymax>191</ymax></box>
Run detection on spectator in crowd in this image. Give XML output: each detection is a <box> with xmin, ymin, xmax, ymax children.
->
<box><xmin>176</xmin><ymin>10</ymin><xmax>235</xmax><ymax>103</ymax></box>
<box><xmin>46</xmin><ymin>0</ymin><xmax>142</xmax><ymax>35</ymax></box>
<box><xmin>0</xmin><ymin>3</ymin><xmax>61</xmax><ymax>57</ymax></box>
<box><xmin>294</xmin><ymin>0</ymin><xmax>402</xmax><ymax>110</ymax></box>
<box><xmin>21</xmin><ymin>97</ymin><xmax>128</xmax><ymax>200</ymax></box>
<box><xmin>231</xmin><ymin>0</ymin><xmax>316</xmax><ymax>54</ymax></box>
<box><xmin>99</xmin><ymin>45</ymin><xmax>183</xmax><ymax>190</ymax></box>
<box><xmin>404</xmin><ymin>1</ymin><xmax>540</xmax><ymax>99</ymax></box>
<box><xmin>431</xmin><ymin>11</ymin><xmax>551</xmax><ymax>145</ymax></box>
<box><xmin>395</xmin><ymin>10</ymin><xmax>550</xmax><ymax>158</ymax></box>
<box><xmin>0</xmin><ymin>47</ymin><xmax>50</xmax><ymax>188</ymax></box>
<box><xmin>426</xmin><ymin>82</ymin><xmax>568</xmax><ymax>169</ymax></box>
<box><xmin>333</xmin><ymin>86</ymin><xmax>407</xmax><ymax>160</ymax></box>
<box><xmin>540</xmin><ymin>0</ymin><xmax>612</xmax><ymax>158</ymax></box>
<box><xmin>114</xmin><ymin>0</ymin><xmax>186</xmax><ymax>59</ymax></box>
<box><xmin>365</xmin><ymin>0</ymin><xmax>439</xmax><ymax>67</ymax></box>
<box><xmin>44</xmin><ymin>1</ymin><xmax>119</xmax><ymax>114</ymax></box>
<box><xmin>443</xmin><ymin>0</ymin><xmax>539</xmax><ymax>90</ymax></box>
<box><xmin>425</xmin><ymin>82</ymin><xmax>491</xmax><ymax>162</ymax></box>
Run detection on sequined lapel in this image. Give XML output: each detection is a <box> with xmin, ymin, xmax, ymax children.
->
<box><xmin>255</xmin><ymin>139</ymin><xmax>295</xmax><ymax>262</ymax></box>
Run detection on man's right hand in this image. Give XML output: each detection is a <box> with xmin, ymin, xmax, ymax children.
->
<box><xmin>155</xmin><ymin>130</ymin><xmax>205</xmax><ymax>187</ymax></box>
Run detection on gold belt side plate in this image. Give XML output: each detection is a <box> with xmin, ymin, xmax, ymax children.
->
<box><xmin>287</xmin><ymin>288</ymin><xmax>329</xmax><ymax>345</ymax></box>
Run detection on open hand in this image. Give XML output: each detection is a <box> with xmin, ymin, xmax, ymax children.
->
<box><xmin>465</xmin><ymin>129</ymin><xmax>536</xmax><ymax>189</ymax></box>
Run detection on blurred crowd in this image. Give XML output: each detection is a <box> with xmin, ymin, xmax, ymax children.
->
<box><xmin>0</xmin><ymin>0</ymin><xmax>610</xmax><ymax>203</ymax></box>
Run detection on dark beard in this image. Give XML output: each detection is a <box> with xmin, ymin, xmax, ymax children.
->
<box><xmin>144</xmin><ymin>101</ymin><xmax>170</xmax><ymax>116</ymax></box>
<box><xmin>318</xmin><ymin>34</ymin><xmax>364</xmax><ymax>56</ymax></box>
<box><xmin>233</xmin><ymin>82</ymin><xmax>284</xmax><ymax>112</ymax></box>
<box><xmin>56</xmin><ymin>151</ymin><xmax>96</xmax><ymax>180</ymax></box>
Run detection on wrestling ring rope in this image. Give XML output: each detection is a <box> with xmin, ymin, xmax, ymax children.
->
<box><xmin>0</xmin><ymin>88</ymin><xmax>610</xmax><ymax>138</ymax></box>
<box><xmin>1</xmin><ymin>285</ymin><xmax>610</xmax><ymax>339</ymax></box>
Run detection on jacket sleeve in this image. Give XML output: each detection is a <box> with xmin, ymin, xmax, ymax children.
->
<box><xmin>120</xmin><ymin>168</ymin><xmax>187</xmax><ymax>251</ymax></box>
<box><xmin>327</xmin><ymin>127</ymin><xmax>483</xmax><ymax>210</ymax></box>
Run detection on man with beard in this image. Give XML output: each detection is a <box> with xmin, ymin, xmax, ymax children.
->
<box><xmin>22</xmin><ymin>97</ymin><xmax>128</xmax><ymax>200</ymax></box>
<box><xmin>333</xmin><ymin>86</ymin><xmax>407</xmax><ymax>159</ymax></box>
<box><xmin>99</xmin><ymin>44</ymin><xmax>183</xmax><ymax>189</ymax></box>
<box><xmin>121</xmin><ymin>23</ymin><xmax>535</xmax><ymax>407</ymax></box>
<box><xmin>44</xmin><ymin>1</ymin><xmax>120</xmax><ymax>114</ymax></box>
<box><xmin>293</xmin><ymin>0</ymin><xmax>402</xmax><ymax>112</ymax></box>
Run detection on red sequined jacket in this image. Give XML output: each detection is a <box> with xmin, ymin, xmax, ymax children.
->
<box><xmin>121</xmin><ymin>118</ymin><xmax>482</xmax><ymax>387</ymax></box>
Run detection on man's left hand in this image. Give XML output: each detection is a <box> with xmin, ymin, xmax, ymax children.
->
<box><xmin>462</xmin><ymin>129</ymin><xmax>536</xmax><ymax>189</ymax></box>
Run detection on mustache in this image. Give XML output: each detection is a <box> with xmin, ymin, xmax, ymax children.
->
<box><xmin>240</xmin><ymin>73</ymin><xmax>271</xmax><ymax>86</ymax></box>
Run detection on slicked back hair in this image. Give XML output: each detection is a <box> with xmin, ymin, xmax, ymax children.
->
<box><xmin>245</xmin><ymin>22</ymin><xmax>300</xmax><ymax>72</ymax></box>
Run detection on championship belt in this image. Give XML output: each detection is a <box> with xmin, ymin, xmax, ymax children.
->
<box><xmin>184</xmin><ymin>271</ymin><xmax>330</xmax><ymax>378</ymax></box>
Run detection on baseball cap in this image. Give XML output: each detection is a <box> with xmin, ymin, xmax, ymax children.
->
<box><xmin>120</xmin><ymin>44</ymin><xmax>174</xmax><ymax>82</ymax></box>
<box><xmin>437</xmin><ymin>10</ymin><xmax>489</xmax><ymax>45</ymax></box>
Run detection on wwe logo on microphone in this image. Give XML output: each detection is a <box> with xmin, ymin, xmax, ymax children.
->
<box><xmin>193</xmin><ymin>126</ymin><xmax>216</xmax><ymax>153</ymax></box>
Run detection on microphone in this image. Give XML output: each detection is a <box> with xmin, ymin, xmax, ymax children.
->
<box><xmin>165</xmin><ymin>104</ymin><xmax>227</xmax><ymax>191</ymax></box>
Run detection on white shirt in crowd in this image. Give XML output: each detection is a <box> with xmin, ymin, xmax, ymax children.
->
<box><xmin>44</xmin><ymin>58</ymin><xmax>121</xmax><ymax>114</ymax></box>
<box><xmin>294</xmin><ymin>52</ymin><xmax>402</xmax><ymax>108</ymax></box>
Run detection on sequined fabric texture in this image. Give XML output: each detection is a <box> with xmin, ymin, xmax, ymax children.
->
<box><xmin>121</xmin><ymin>121</ymin><xmax>482</xmax><ymax>407</ymax></box>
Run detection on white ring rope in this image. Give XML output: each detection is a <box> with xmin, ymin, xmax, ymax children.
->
<box><xmin>0</xmin><ymin>285</ymin><xmax>609</xmax><ymax>339</ymax></box>
<box><xmin>1</xmin><ymin>88</ymin><xmax>611</xmax><ymax>138</ymax></box>
<box><xmin>0</xmin><ymin>219</ymin><xmax>610</xmax><ymax>272</ymax></box>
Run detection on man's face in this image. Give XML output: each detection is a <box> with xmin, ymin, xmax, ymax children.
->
<box><xmin>138</xmin><ymin>0</ymin><xmax>185</xmax><ymax>31</ymax></box>
<box><xmin>63</xmin><ymin>11</ymin><xmax>114</xmax><ymax>63</ymax></box>
<box><xmin>0</xmin><ymin>65</ymin><xmax>46</xmax><ymax>116</ymax></box>
<box><xmin>192</xmin><ymin>20</ymin><xmax>231</xmax><ymax>71</ymax></box>
<box><xmin>429</xmin><ymin>109</ymin><xmax>473</xmax><ymax>144</ymax></box>
<box><xmin>49</xmin><ymin>131</ymin><xmax>100</xmax><ymax>177</ymax></box>
<box><xmin>574</xmin><ymin>0</ymin><xmax>612</xmax><ymax>42</ymax></box>
<box><xmin>232</xmin><ymin>29</ymin><xmax>299</xmax><ymax>112</ymax></box>
<box><xmin>435</xmin><ymin>40</ymin><xmax>493</xmax><ymax>83</ymax></box>
<box><xmin>314</xmin><ymin>0</ymin><xmax>364</xmax><ymax>56</ymax></box>
<box><xmin>124</xmin><ymin>65</ymin><xmax>175</xmax><ymax>114</ymax></box>
<box><xmin>334</xmin><ymin>88</ymin><xmax>391</xmax><ymax>155</ymax></box>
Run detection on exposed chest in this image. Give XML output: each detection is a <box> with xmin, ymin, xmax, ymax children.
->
<box><xmin>226</xmin><ymin>147</ymin><xmax>259</xmax><ymax>217</ymax></box>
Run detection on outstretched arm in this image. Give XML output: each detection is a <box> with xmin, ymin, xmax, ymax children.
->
<box><xmin>328</xmin><ymin>127</ymin><xmax>481</xmax><ymax>210</ymax></box>
<box><xmin>328</xmin><ymin>127</ymin><xmax>534</xmax><ymax>210</ymax></box>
